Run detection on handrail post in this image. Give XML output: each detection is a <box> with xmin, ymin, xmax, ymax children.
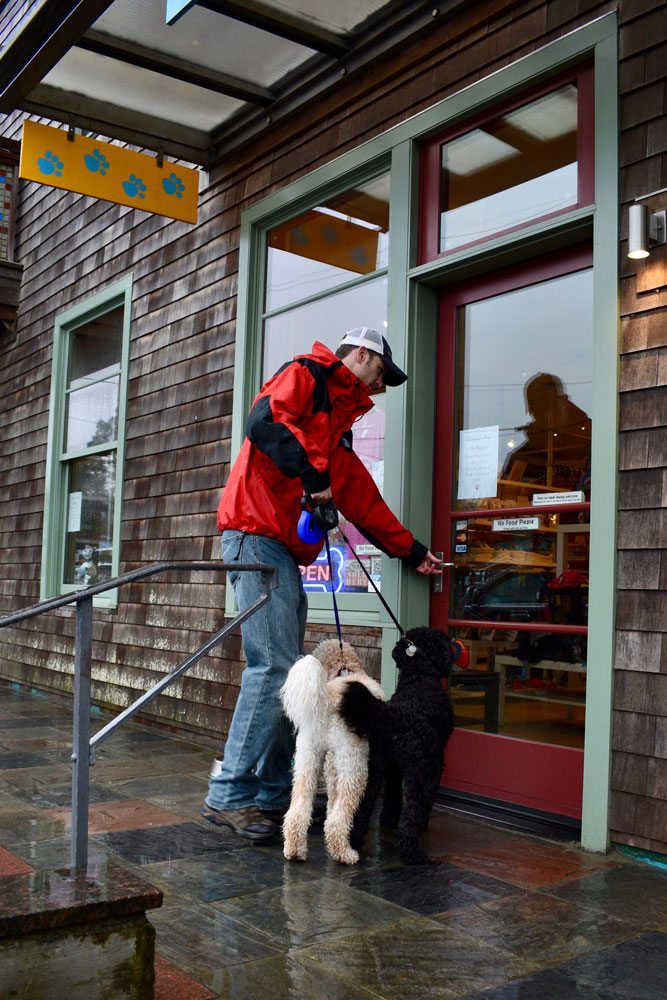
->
<box><xmin>70</xmin><ymin>596</ymin><xmax>93</xmax><ymax>870</ymax></box>
<box><xmin>0</xmin><ymin>561</ymin><xmax>277</xmax><ymax>871</ymax></box>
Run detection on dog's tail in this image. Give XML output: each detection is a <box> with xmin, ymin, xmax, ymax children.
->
<box><xmin>280</xmin><ymin>655</ymin><xmax>328</xmax><ymax>730</ymax></box>
<box><xmin>339</xmin><ymin>681</ymin><xmax>387</xmax><ymax>738</ymax></box>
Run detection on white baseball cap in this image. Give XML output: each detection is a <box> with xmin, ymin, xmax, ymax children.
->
<box><xmin>338</xmin><ymin>327</ymin><xmax>407</xmax><ymax>386</ymax></box>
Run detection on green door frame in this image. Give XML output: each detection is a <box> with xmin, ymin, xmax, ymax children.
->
<box><xmin>236</xmin><ymin>14</ymin><xmax>619</xmax><ymax>851</ymax></box>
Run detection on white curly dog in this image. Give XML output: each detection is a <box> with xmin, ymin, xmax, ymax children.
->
<box><xmin>280</xmin><ymin>638</ymin><xmax>385</xmax><ymax>865</ymax></box>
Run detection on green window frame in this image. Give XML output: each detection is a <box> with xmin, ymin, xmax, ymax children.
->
<box><xmin>41</xmin><ymin>275</ymin><xmax>132</xmax><ymax>609</ymax></box>
<box><xmin>230</xmin><ymin>158</ymin><xmax>400</xmax><ymax>627</ymax></box>
<box><xmin>234</xmin><ymin>15</ymin><xmax>618</xmax><ymax>852</ymax></box>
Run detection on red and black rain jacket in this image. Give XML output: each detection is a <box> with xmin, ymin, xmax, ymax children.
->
<box><xmin>217</xmin><ymin>341</ymin><xmax>428</xmax><ymax>568</ymax></box>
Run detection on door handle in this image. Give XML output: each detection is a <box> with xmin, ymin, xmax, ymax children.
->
<box><xmin>432</xmin><ymin>551</ymin><xmax>454</xmax><ymax>594</ymax></box>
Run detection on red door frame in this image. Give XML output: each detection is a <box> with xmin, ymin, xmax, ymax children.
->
<box><xmin>419</xmin><ymin>62</ymin><xmax>594</xmax><ymax>264</ymax></box>
<box><xmin>432</xmin><ymin>245</ymin><xmax>593</xmax><ymax>819</ymax></box>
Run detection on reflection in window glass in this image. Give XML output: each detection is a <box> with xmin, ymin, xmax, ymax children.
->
<box><xmin>440</xmin><ymin>85</ymin><xmax>578</xmax><ymax>252</ymax></box>
<box><xmin>263</xmin><ymin>276</ymin><xmax>388</xmax><ymax>380</ymax></box>
<box><xmin>455</xmin><ymin>269</ymin><xmax>593</xmax><ymax>509</ymax></box>
<box><xmin>449</xmin><ymin>511</ymin><xmax>589</xmax><ymax>748</ymax></box>
<box><xmin>65</xmin><ymin>308</ymin><xmax>123</xmax><ymax>452</ymax></box>
<box><xmin>263</xmin><ymin>177</ymin><xmax>390</xmax><ymax>594</ymax></box>
<box><xmin>66</xmin><ymin>376</ymin><xmax>119</xmax><ymax>451</ymax></box>
<box><xmin>451</xmin><ymin>512</ymin><xmax>589</xmax><ymax>625</ymax></box>
<box><xmin>266</xmin><ymin>175</ymin><xmax>389</xmax><ymax>312</ymax></box>
<box><xmin>64</xmin><ymin>452</ymin><xmax>116</xmax><ymax>585</ymax></box>
<box><xmin>448</xmin><ymin>265</ymin><xmax>591</xmax><ymax>750</ymax></box>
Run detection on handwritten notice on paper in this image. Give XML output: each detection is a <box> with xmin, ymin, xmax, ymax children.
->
<box><xmin>457</xmin><ymin>426</ymin><xmax>499</xmax><ymax>500</ymax></box>
<box><xmin>68</xmin><ymin>492</ymin><xmax>82</xmax><ymax>533</ymax></box>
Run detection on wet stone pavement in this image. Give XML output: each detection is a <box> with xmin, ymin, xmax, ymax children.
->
<box><xmin>0</xmin><ymin>681</ymin><xmax>666</xmax><ymax>999</ymax></box>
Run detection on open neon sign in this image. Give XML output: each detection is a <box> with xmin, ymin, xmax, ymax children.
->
<box><xmin>300</xmin><ymin>545</ymin><xmax>345</xmax><ymax>593</ymax></box>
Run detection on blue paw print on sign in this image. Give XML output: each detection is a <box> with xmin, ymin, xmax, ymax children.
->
<box><xmin>122</xmin><ymin>174</ymin><xmax>147</xmax><ymax>199</ymax></box>
<box><xmin>37</xmin><ymin>151</ymin><xmax>64</xmax><ymax>177</ymax></box>
<box><xmin>162</xmin><ymin>173</ymin><xmax>185</xmax><ymax>198</ymax></box>
<box><xmin>84</xmin><ymin>149</ymin><xmax>110</xmax><ymax>175</ymax></box>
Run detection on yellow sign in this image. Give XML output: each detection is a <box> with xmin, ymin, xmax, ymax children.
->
<box><xmin>19</xmin><ymin>121</ymin><xmax>198</xmax><ymax>224</ymax></box>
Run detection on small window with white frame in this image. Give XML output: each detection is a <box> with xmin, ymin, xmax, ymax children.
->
<box><xmin>41</xmin><ymin>276</ymin><xmax>132</xmax><ymax>606</ymax></box>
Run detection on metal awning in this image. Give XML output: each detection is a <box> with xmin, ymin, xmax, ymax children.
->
<box><xmin>0</xmin><ymin>0</ymin><xmax>462</xmax><ymax>166</ymax></box>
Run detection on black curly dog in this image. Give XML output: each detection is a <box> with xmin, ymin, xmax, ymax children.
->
<box><xmin>339</xmin><ymin>626</ymin><xmax>456</xmax><ymax>865</ymax></box>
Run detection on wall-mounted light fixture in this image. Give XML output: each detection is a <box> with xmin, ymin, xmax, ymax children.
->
<box><xmin>627</xmin><ymin>187</ymin><xmax>667</xmax><ymax>260</ymax></box>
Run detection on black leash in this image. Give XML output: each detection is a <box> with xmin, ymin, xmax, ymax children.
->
<box><xmin>309</xmin><ymin>495</ymin><xmax>417</xmax><ymax>656</ymax></box>
<box><xmin>338</xmin><ymin>528</ymin><xmax>407</xmax><ymax>637</ymax></box>
<box><xmin>338</xmin><ymin>531</ymin><xmax>419</xmax><ymax>657</ymax></box>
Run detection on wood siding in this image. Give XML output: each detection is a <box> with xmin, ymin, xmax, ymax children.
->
<box><xmin>2</xmin><ymin>0</ymin><xmax>665</xmax><ymax>853</ymax></box>
<box><xmin>613</xmin><ymin>0</ymin><xmax>667</xmax><ymax>854</ymax></box>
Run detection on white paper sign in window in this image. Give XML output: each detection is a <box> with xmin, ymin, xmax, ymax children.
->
<box><xmin>67</xmin><ymin>491</ymin><xmax>83</xmax><ymax>533</ymax></box>
<box><xmin>457</xmin><ymin>425</ymin><xmax>499</xmax><ymax>500</ymax></box>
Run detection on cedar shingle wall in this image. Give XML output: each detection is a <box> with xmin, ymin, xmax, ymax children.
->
<box><xmin>0</xmin><ymin>0</ymin><xmax>639</xmax><ymax>777</ymax></box>
<box><xmin>612</xmin><ymin>0</ymin><xmax>667</xmax><ymax>853</ymax></box>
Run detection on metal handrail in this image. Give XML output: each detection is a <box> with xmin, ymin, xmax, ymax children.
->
<box><xmin>0</xmin><ymin>561</ymin><xmax>277</xmax><ymax>869</ymax></box>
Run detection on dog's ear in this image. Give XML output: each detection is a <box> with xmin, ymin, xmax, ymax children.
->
<box><xmin>396</xmin><ymin>627</ymin><xmax>456</xmax><ymax>676</ymax></box>
<box><xmin>391</xmin><ymin>632</ymin><xmax>418</xmax><ymax>668</ymax></box>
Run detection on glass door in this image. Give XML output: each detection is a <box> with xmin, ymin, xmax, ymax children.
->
<box><xmin>432</xmin><ymin>247</ymin><xmax>592</xmax><ymax>819</ymax></box>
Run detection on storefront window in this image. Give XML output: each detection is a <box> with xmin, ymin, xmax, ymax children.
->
<box><xmin>420</xmin><ymin>66</ymin><xmax>593</xmax><ymax>262</ymax></box>
<box><xmin>62</xmin><ymin>307</ymin><xmax>123</xmax><ymax>587</ymax></box>
<box><xmin>451</xmin><ymin>511</ymin><xmax>589</xmax><ymax>629</ymax></box>
<box><xmin>64</xmin><ymin>453</ymin><xmax>116</xmax><ymax>586</ymax></box>
<box><xmin>440</xmin><ymin>85</ymin><xmax>577</xmax><ymax>252</ymax></box>
<box><xmin>439</xmin><ymin>258</ymin><xmax>592</xmax><ymax>750</ymax></box>
<box><xmin>265</xmin><ymin>176</ymin><xmax>389</xmax><ymax>312</ymax></box>
<box><xmin>262</xmin><ymin>275</ymin><xmax>388</xmax><ymax>379</ymax></box>
<box><xmin>454</xmin><ymin>267</ymin><xmax>592</xmax><ymax>510</ymax></box>
<box><xmin>263</xmin><ymin>174</ymin><xmax>390</xmax><ymax>594</ymax></box>
<box><xmin>65</xmin><ymin>311</ymin><xmax>122</xmax><ymax>451</ymax></box>
<box><xmin>42</xmin><ymin>278</ymin><xmax>131</xmax><ymax>604</ymax></box>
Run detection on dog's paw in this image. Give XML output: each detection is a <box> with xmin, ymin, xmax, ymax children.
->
<box><xmin>283</xmin><ymin>844</ymin><xmax>308</xmax><ymax>862</ymax></box>
<box><xmin>333</xmin><ymin>846</ymin><xmax>360</xmax><ymax>865</ymax></box>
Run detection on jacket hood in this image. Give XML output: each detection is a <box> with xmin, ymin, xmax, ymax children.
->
<box><xmin>307</xmin><ymin>341</ymin><xmax>374</xmax><ymax>421</ymax></box>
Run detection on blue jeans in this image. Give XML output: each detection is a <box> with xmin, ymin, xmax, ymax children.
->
<box><xmin>206</xmin><ymin>530</ymin><xmax>307</xmax><ymax>813</ymax></box>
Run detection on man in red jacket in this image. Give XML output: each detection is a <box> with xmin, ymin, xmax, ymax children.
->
<box><xmin>202</xmin><ymin>327</ymin><xmax>442</xmax><ymax>841</ymax></box>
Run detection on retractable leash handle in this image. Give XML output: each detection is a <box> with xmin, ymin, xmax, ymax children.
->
<box><xmin>296</xmin><ymin>495</ymin><xmax>339</xmax><ymax>544</ymax></box>
<box><xmin>296</xmin><ymin>494</ymin><xmax>346</xmax><ymax>661</ymax></box>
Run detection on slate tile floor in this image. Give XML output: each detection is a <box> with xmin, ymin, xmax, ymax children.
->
<box><xmin>0</xmin><ymin>682</ymin><xmax>666</xmax><ymax>999</ymax></box>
